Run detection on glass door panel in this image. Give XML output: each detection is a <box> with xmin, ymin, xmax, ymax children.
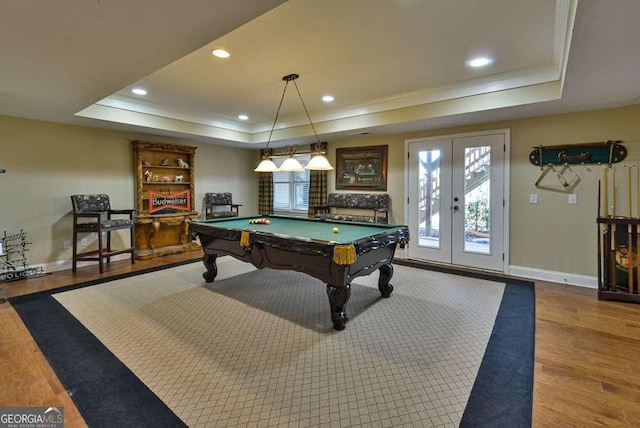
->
<box><xmin>408</xmin><ymin>138</ymin><xmax>452</xmax><ymax>264</ymax></box>
<box><xmin>418</xmin><ymin>149</ymin><xmax>441</xmax><ymax>249</ymax></box>
<box><xmin>463</xmin><ymin>146</ymin><xmax>491</xmax><ymax>254</ymax></box>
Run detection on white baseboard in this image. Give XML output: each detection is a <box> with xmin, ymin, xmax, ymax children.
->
<box><xmin>39</xmin><ymin>253</ymin><xmax>132</xmax><ymax>274</ymax></box>
<box><xmin>395</xmin><ymin>251</ymin><xmax>597</xmax><ymax>289</ymax></box>
<box><xmin>15</xmin><ymin>254</ymin><xmax>597</xmax><ymax>291</ymax></box>
<box><xmin>508</xmin><ymin>265</ymin><xmax>597</xmax><ymax>289</ymax></box>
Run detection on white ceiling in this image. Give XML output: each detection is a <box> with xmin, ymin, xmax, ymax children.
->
<box><xmin>1</xmin><ymin>0</ymin><xmax>639</xmax><ymax>149</ymax></box>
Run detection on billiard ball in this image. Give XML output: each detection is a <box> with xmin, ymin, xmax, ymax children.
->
<box><xmin>265</xmin><ymin>219</ymin><xmax>270</xmax><ymax>225</ymax></box>
<box><xmin>332</xmin><ymin>227</ymin><xmax>339</xmax><ymax>233</ymax></box>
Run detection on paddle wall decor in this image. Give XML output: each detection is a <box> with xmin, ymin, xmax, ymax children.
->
<box><xmin>529</xmin><ymin>140</ymin><xmax>626</xmax><ymax>192</ymax></box>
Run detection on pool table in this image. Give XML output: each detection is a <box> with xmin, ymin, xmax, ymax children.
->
<box><xmin>189</xmin><ymin>215</ymin><xmax>409</xmax><ymax>330</ymax></box>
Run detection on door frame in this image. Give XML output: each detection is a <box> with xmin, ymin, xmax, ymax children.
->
<box><xmin>404</xmin><ymin>129</ymin><xmax>511</xmax><ymax>274</ymax></box>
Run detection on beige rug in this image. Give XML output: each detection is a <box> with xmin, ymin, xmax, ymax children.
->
<box><xmin>54</xmin><ymin>257</ymin><xmax>505</xmax><ymax>427</ymax></box>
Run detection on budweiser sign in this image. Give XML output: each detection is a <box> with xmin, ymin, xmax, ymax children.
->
<box><xmin>149</xmin><ymin>190</ymin><xmax>191</xmax><ymax>214</ymax></box>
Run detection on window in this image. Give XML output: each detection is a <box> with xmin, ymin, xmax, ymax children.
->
<box><xmin>273</xmin><ymin>155</ymin><xmax>310</xmax><ymax>212</ymax></box>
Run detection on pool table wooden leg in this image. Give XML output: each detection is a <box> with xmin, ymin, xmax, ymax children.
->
<box><xmin>326</xmin><ymin>283</ymin><xmax>351</xmax><ymax>330</ymax></box>
<box><xmin>378</xmin><ymin>263</ymin><xmax>394</xmax><ymax>298</ymax></box>
<box><xmin>202</xmin><ymin>253</ymin><xmax>218</xmax><ymax>282</ymax></box>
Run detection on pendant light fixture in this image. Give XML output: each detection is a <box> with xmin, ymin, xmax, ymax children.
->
<box><xmin>279</xmin><ymin>156</ymin><xmax>305</xmax><ymax>172</ymax></box>
<box><xmin>306</xmin><ymin>150</ymin><xmax>334</xmax><ymax>170</ymax></box>
<box><xmin>278</xmin><ymin>146</ymin><xmax>305</xmax><ymax>172</ymax></box>
<box><xmin>254</xmin><ymin>73</ymin><xmax>333</xmax><ymax>172</ymax></box>
<box><xmin>254</xmin><ymin>156</ymin><xmax>279</xmax><ymax>173</ymax></box>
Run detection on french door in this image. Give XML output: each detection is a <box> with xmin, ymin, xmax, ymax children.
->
<box><xmin>406</xmin><ymin>130</ymin><xmax>509</xmax><ymax>272</ymax></box>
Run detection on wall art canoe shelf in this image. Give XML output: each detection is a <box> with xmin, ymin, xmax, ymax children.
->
<box><xmin>530</xmin><ymin>140</ymin><xmax>626</xmax><ymax>192</ymax></box>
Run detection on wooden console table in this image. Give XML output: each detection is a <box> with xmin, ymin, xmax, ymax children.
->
<box><xmin>135</xmin><ymin>212</ymin><xmax>201</xmax><ymax>259</ymax></box>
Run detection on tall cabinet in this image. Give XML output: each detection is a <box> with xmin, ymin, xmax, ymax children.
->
<box><xmin>132</xmin><ymin>140</ymin><xmax>201</xmax><ymax>259</ymax></box>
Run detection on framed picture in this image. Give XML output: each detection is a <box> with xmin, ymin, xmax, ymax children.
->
<box><xmin>335</xmin><ymin>145</ymin><xmax>388</xmax><ymax>190</ymax></box>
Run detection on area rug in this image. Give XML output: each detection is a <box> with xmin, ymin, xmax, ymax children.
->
<box><xmin>10</xmin><ymin>258</ymin><xmax>534</xmax><ymax>427</ymax></box>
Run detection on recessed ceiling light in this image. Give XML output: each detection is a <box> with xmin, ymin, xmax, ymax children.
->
<box><xmin>131</xmin><ymin>88</ymin><xmax>147</xmax><ymax>95</ymax></box>
<box><xmin>322</xmin><ymin>95</ymin><xmax>334</xmax><ymax>102</ymax></box>
<box><xmin>238</xmin><ymin>114</ymin><xmax>249</xmax><ymax>120</ymax></box>
<box><xmin>212</xmin><ymin>49</ymin><xmax>230</xmax><ymax>58</ymax></box>
<box><xmin>467</xmin><ymin>57</ymin><xmax>493</xmax><ymax>68</ymax></box>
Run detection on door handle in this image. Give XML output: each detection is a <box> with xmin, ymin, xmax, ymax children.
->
<box><xmin>453</xmin><ymin>205</ymin><xmax>459</xmax><ymax>211</ymax></box>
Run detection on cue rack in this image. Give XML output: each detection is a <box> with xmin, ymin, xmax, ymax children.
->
<box><xmin>598</xmin><ymin>162</ymin><xmax>640</xmax><ymax>303</ymax></box>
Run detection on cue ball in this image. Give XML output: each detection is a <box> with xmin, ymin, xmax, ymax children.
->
<box><xmin>332</xmin><ymin>227</ymin><xmax>339</xmax><ymax>233</ymax></box>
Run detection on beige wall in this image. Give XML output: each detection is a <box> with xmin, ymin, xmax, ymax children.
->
<box><xmin>325</xmin><ymin>104</ymin><xmax>640</xmax><ymax>278</ymax></box>
<box><xmin>2</xmin><ymin>104</ymin><xmax>640</xmax><ymax>278</ymax></box>
<box><xmin>324</xmin><ymin>137</ymin><xmax>405</xmax><ymax>225</ymax></box>
<box><xmin>0</xmin><ymin>115</ymin><xmax>258</xmax><ymax>268</ymax></box>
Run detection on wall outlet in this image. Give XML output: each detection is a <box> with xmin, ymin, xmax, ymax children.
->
<box><xmin>63</xmin><ymin>240</ymin><xmax>71</xmax><ymax>250</ymax></box>
<box><xmin>568</xmin><ymin>194</ymin><xmax>578</xmax><ymax>205</ymax></box>
<box><xmin>81</xmin><ymin>237</ymin><xmax>89</xmax><ymax>247</ymax></box>
<box><xmin>529</xmin><ymin>194</ymin><xmax>538</xmax><ymax>204</ymax></box>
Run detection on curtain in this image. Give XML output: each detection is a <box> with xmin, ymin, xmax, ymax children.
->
<box><xmin>307</xmin><ymin>170</ymin><xmax>328</xmax><ymax>217</ymax></box>
<box><xmin>258</xmin><ymin>173</ymin><xmax>273</xmax><ymax>214</ymax></box>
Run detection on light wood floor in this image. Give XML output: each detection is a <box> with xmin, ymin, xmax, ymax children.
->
<box><xmin>1</xmin><ymin>253</ymin><xmax>639</xmax><ymax>427</ymax></box>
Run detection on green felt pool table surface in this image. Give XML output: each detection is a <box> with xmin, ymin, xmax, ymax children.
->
<box><xmin>194</xmin><ymin>215</ymin><xmax>405</xmax><ymax>243</ymax></box>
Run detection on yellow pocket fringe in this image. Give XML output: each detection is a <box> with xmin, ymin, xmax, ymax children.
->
<box><xmin>332</xmin><ymin>244</ymin><xmax>357</xmax><ymax>265</ymax></box>
<box><xmin>240</xmin><ymin>230</ymin><xmax>250</xmax><ymax>248</ymax></box>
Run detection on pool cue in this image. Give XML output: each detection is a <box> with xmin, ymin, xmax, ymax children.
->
<box><xmin>637</xmin><ymin>163</ymin><xmax>640</xmax><ymax>294</ymax></box>
<box><xmin>597</xmin><ymin>180</ymin><xmax>602</xmax><ymax>290</ymax></box>
<box><xmin>603</xmin><ymin>165</ymin><xmax>610</xmax><ymax>288</ymax></box>
<box><xmin>602</xmin><ymin>164</ymin><xmax>611</xmax><ymax>290</ymax></box>
<box><xmin>628</xmin><ymin>164</ymin><xmax>633</xmax><ymax>218</ymax></box>
<box><xmin>612</xmin><ymin>164</ymin><xmax>617</xmax><ymax>217</ymax></box>
<box><xmin>603</xmin><ymin>165</ymin><xmax>608</xmax><ymax>217</ymax></box>
<box><xmin>603</xmin><ymin>223</ymin><xmax>610</xmax><ymax>290</ymax></box>
<box><xmin>611</xmin><ymin>165</ymin><xmax>617</xmax><ymax>291</ymax></box>
<box><xmin>628</xmin><ymin>165</ymin><xmax>634</xmax><ymax>294</ymax></box>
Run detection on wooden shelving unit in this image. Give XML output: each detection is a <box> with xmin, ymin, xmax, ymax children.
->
<box><xmin>132</xmin><ymin>140</ymin><xmax>201</xmax><ymax>259</ymax></box>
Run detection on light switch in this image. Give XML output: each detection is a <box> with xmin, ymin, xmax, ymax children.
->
<box><xmin>568</xmin><ymin>194</ymin><xmax>578</xmax><ymax>205</ymax></box>
<box><xmin>529</xmin><ymin>194</ymin><xmax>538</xmax><ymax>204</ymax></box>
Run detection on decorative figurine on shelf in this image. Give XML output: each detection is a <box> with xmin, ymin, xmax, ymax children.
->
<box><xmin>144</xmin><ymin>170</ymin><xmax>153</xmax><ymax>182</ymax></box>
<box><xmin>177</xmin><ymin>158</ymin><xmax>189</xmax><ymax>168</ymax></box>
<box><xmin>161</xmin><ymin>176</ymin><xmax>171</xmax><ymax>182</ymax></box>
<box><xmin>160</xmin><ymin>159</ymin><xmax>170</xmax><ymax>166</ymax></box>
<box><xmin>175</xmin><ymin>175</ymin><xmax>184</xmax><ymax>183</ymax></box>
<box><xmin>141</xmin><ymin>159</ymin><xmax>150</xmax><ymax>166</ymax></box>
